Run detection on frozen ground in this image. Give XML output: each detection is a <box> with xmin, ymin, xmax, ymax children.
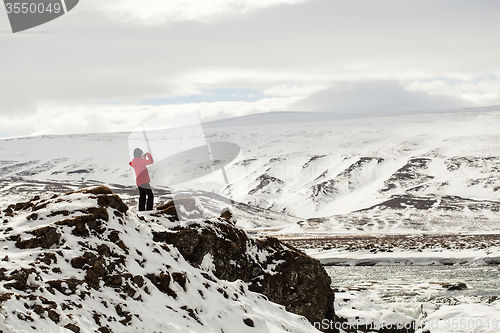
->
<box><xmin>287</xmin><ymin>233</ymin><xmax>500</xmax><ymax>266</ymax></box>
<box><xmin>278</xmin><ymin>234</ymin><xmax>500</xmax><ymax>333</ymax></box>
<box><xmin>326</xmin><ymin>265</ymin><xmax>500</xmax><ymax>333</ymax></box>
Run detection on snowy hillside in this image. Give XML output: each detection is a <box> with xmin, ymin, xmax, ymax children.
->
<box><xmin>1</xmin><ymin>109</ymin><xmax>500</xmax><ymax>233</ymax></box>
<box><xmin>0</xmin><ymin>186</ymin><xmax>330</xmax><ymax>332</ymax></box>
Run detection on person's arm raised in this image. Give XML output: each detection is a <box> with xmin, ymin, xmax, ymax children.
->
<box><xmin>145</xmin><ymin>153</ymin><xmax>153</xmax><ymax>164</ymax></box>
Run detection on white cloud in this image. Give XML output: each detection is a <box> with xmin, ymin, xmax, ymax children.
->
<box><xmin>263</xmin><ymin>82</ymin><xmax>330</xmax><ymax>97</ymax></box>
<box><xmin>404</xmin><ymin>75</ymin><xmax>500</xmax><ymax>107</ymax></box>
<box><xmin>293</xmin><ymin>81</ymin><xmax>472</xmax><ymax>113</ymax></box>
<box><xmin>89</xmin><ymin>0</ymin><xmax>309</xmax><ymax>24</ymax></box>
<box><xmin>0</xmin><ymin>97</ymin><xmax>301</xmax><ymax>138</ymax></box>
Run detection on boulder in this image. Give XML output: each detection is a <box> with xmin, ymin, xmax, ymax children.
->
<box><xmin>153</xmin><ymin>219</ymin><xmax>336</xmax><ymax>330</ymax></box>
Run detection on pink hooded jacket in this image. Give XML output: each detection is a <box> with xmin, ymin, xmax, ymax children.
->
<box><xmin>129</xmin><ymin>153</ymin><xmax>153</xmax><ymax>186</ymax></box>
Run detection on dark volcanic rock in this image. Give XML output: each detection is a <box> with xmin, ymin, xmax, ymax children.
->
<box><xmin>358</xmin><ymin>194</ymin><xmax>500</xmax><ymax>213</ymax></box>
<box><xmin>219</xmin><ymin>208</ymin><xmax>233</xmax><ymax>222</ymax></box>
<box><xmin>146</xmin><ymin>272</ymin><xmax>177</xmax><ymax>298</ymax></box>
<box><xmin>153</xmin><ymin>219</ymin><xmax>336</xmax><ymax>330</ymax></box>
<box><xmin>380</xmin><ymin>158</ymin><xmax>434</xmax><ymax>193</ymax></box>
<box><xmin>4</xmin><ymin>268</ymin><xmax>37</xmax><ymax>291</ymax></box>
<box><xmin>64</xmin><ymin>323</ymin><xmax>81</xmax><ymax>332</ymax></box>
<box><xmin>96</xmin><ymin>195</ymin><xmax>128</xmax><ymax>214</ymax></box>
<box><xmin>15</xmin><ymin>226</ymin><xmax>61</xmax><ymax>249</ymax></box>
<box><xmin>157</xmin><ymin>198</ymin><xmax>197</xmax><ymax>212</ymax></box>
<box><xmin>248</xmin><ymin>173</ymin><xmax>284</xmax><ymax>195</ymax></box>
<box><xmin>56</xmin><ymin>214</ymin><xmax>103</xmax><ymax>237</ymax></box>
<box><xmin>442</xmin><ymin>282</ymin><xmax>467</xmax><ymax>291</ymax></box>
<box><xmin>155</xmin><ymin>197</ymin><xmax>205</xmax><ymax>221</ymax></box>
<box><xmin>82</xmin><ymin>186</ymin><xmax>114</xmax><ymax>195</ymax></box>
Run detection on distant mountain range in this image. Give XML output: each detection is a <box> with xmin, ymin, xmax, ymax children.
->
<box><xmin>1</xmin><ymin>108</ymin><xmax>500</xmax><ymax>233</ymax></box>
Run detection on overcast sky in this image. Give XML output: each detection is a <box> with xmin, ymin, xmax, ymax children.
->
<box><xmin>1</xmin><ymin>0</ymin><xmax>500</xmax><ymax>138</ymax></box>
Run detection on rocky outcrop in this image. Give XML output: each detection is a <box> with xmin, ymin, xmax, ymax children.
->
<box><xmin>380</xmin><ymin>158</ymin><xmax>433</xmax><ymax>193</ymax></box>
<box><xmin>248</xmin><ymin>174</ymin><xmax>285</xmax><ymax>195</ymax></box>
<box><xmin>152</xmin><ymin>215</ymin><xmax>336</xmax><ymax>329</ymax></box>
<box><xmin>0</xmin><ymin>186</ymin><xmax>335</xmax><ymax>332</ymax></box>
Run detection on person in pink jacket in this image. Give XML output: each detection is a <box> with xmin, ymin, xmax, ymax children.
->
<box><xmin>129</xmin><ymin>148</ymin><xmax>154</xmax><ymax>211</ymax></box>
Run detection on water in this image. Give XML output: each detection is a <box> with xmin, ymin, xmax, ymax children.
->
<box><xmin>325</xmin><ymin>265</ymin><xmax>500</xmax><ymax>301</ymax></box>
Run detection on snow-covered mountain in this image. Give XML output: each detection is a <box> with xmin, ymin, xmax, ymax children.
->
<box><xmin>1</xmin><ymin>109</ymin><xmax>500</xmax><ymax>233</ymax></box>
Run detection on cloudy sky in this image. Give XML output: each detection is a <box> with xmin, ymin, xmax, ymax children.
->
<box><xmin>1</xmin><ymin>0</ymin><xmax>500</xmax><ymax>138</ymax></box>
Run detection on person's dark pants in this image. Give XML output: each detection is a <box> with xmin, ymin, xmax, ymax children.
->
<box><xmin>138</xmin><ymin>183</ymin><xmax>154</xmax><ymax>211</ymax></box>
